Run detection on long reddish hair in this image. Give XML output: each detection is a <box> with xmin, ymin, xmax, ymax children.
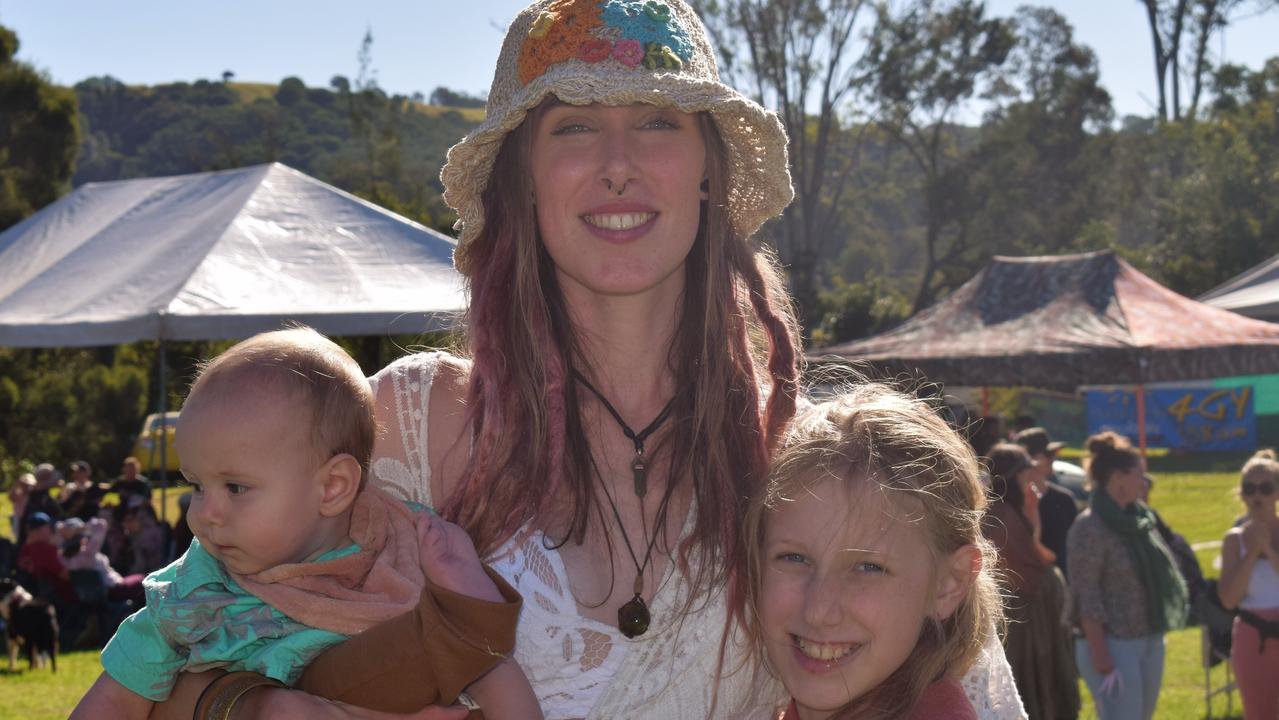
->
<box><xmin>447</xmin><ymin>101</ymin><xmax>799</xmax><ymax>617</ymax></box>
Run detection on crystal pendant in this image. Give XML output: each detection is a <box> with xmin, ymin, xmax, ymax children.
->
<box><xmin>618</xmin><ymin>594</ymin><xmax>651</xmax><ymax>638</ymax></box>
<box><xmin>632</xmin><ymin>454</ymin><xmax>647</xmax><ymax>498</ymax></box>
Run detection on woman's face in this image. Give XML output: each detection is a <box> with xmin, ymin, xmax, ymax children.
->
<box><xmin>1106</xmin><ymin>463</ymin><xmax>1146</xmax><ymax>507</ymax></box>
<box><xmin>529</xmin><ymin>102</ymin><xmax>707</xmax><ymax>302</ymax></box>
<box><xmin>1241</xmin><ymin>473</ymin><xmax>1278</xmax><ymax>515</ymax></box>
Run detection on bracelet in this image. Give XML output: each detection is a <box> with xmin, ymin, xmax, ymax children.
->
<box><xmin>193</xmin><ymin>671</ymin><xmax>286</xmax><ymax>720</ymax></box>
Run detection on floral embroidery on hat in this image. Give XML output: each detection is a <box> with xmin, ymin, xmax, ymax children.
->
<box><xmin>578</xmin><ymin>38</ymin><xmax>613</xmax><ymax>62</ymax></box>
<box><xmin>643</xmin><ymin>42</ymin><xmax>683</xmax><ymax>70</ymax></box>
<box><xmin>612</xmin><ymin>38</ymin><xmax>645</xmax><ymax>67</ymax></box>
<box><xmin>517</xmin><ymin>0</ymin><xmax>694</xmax><ymax>85</ymax></box>
<box><xmin>529</xmin><ymin>10</ymin><xmax>558</xmax><ymax>39</ymax></box>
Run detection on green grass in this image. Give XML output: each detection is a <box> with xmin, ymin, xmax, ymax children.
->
<box><xmin>0</xmin><ymin>471</ymin><xmax>1252</xmax><ymax>718</ymax></box>
<box><xmin>0</xmin><ymin>650</ymin><xmax>102</xmax><ymax>719</ymax></box>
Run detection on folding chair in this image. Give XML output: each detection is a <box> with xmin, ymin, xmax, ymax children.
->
<box><xmin>1197</xmin><ymin>580</ymin><xmax>1238</xmax><ymax>719</ymax></box>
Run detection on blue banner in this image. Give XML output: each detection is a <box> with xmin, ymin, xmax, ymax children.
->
<box><xmin>1084</xmin><ymin>386</ymin><xmax>1255</xmax><ymax>452</ymax></box>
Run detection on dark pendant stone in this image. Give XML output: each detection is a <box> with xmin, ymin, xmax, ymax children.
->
<box><xmin>618</xmin><ymin>594</ymin><xmax>651</xmax><ymax>638</ymax></box>
<box><xmin>632</xmin><ymin>455</ymin><xmax>647</xmax><ymax>498</ymax></box>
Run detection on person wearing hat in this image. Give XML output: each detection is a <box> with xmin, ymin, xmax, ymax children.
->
<box><xmin>17</xmin><ymin>463</ymin><xmax>64</xmax><ymax>553</ymax></box>
<box><xmin>157</xmin><ymin>1</ymin><xmax>1022</xmax><ymax>717</ymax></box>
<box><xmin>16</xmin><ymin>511</ymin><xmax>76</xmax><ymax>605</ymax></box>
<box><xmin>1015</xmin><ymin>427</ymin><xmax>1079</xmax><ymax>575</ymax></box>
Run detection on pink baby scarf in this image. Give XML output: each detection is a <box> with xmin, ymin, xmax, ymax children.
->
<box><xmin>229</xmin><ymin>484</ymin><xmax>427</xmax><ymax>635</ymax></box>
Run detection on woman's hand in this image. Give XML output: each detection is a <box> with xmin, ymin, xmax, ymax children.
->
<box><xmin>237</xmin><ymin>688</ymin><xmax>470</xmax><ymax>720</ymax></box>
<box><xmin>1242</xmin><ymin>520</ymin><xmax>1271</xmax><ymax>557</ymax></box>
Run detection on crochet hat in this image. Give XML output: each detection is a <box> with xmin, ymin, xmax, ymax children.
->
<box><xmin>441</xmin><ymin>0</ymin><xmax>794</xmax><ymax>257</ymax></box>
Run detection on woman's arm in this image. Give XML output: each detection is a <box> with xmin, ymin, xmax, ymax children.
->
<box><xmin>1079</xmin><ymin>618</ymin><xmax>1113</xmax><ymax>676</ymax></box>
<box><xmin>1217</xmin><ymin>528</ymin><xmax>1261</xmax><ymax>609</ymax></box>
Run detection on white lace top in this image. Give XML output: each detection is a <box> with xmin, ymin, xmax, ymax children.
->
<box><xmin>369</xmin><ymin>352</ymin><xmax>1027</xmax><ymax>720</ymax></box>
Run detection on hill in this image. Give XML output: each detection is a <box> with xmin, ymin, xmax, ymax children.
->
<box><xmin>71</xmin><ymin>76</ymin><xmax>485</xmax><ymax>231</ymax></box>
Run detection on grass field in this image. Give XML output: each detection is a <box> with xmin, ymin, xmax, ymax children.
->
<box><xmin>0</xmin><ymin>471</ymin><xmax>1251</xmax><ymax>719</ymax></box>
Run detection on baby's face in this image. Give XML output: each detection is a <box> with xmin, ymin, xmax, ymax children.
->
<box><xmin>175</xmin><ymin>389</ymin><xmax>333</xmax><ymax>575</ymax></box>
<box><xmin>758</xmin><ymin>479</ymin><xmax>941</xmax><ymax>719</ymax></box>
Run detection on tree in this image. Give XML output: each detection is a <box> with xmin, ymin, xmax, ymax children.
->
<box><xmin>693</xmin><ymin>0</ymin><xmax>876</xmax><ymax>328</ymax></box>
<box><xmin>428</xmin><ymin>86</ymin><xmax>486</xmax><ymax>108</ymax></box>
<box><xmin>0</xmin><ymin>24</ymin><xmax>80</xmax><ymax>231</ymax></box>
<box><xmin>862</xmin><ymin>0</ymin><xmax>1015</xmax><ymax>312</ymax></box>
<box><xmin>1139</xmin><ymin>0</ymin><xmax>1278</xmax><ymax>122</ymax></box>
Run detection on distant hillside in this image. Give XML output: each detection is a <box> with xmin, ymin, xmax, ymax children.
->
<box><xmin>72</xmin><ymin>76</ymin><xmax>485</xmax><ymax>231</ymax></box>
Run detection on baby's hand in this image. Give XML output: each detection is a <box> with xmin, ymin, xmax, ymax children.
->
<box><xmin>418</xmin><ymin>514</ymin><xmax>503</xmax><ymax>603</ymax></box>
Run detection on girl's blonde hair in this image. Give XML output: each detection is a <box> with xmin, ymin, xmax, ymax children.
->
<box><xmin>742</xmin><ymin>384</ymin><xmax>1002</xmax><ymax>720</ymax></box>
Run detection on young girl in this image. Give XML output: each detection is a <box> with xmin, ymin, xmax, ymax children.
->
<box><xmin>744</xmin><ymin>385</ymin><xmax>1004</xmax><ymax>720</ymax></box>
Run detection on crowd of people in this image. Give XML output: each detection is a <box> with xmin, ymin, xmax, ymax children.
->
<box><xmin>5</xmin><ymin>1</ymin><xmax>1279</xmax><ymax>718</ymax></box>
<box><xmin>3</xmin><ymin>457</ymin><xmax>194</xmax><ymax>648</ymax></box>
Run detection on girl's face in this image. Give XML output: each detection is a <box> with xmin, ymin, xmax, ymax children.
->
<box><xmin>529</xmin><ymin>102</ymin><xmax>706</xmax><ymax>303</ymax></box>
<box><xmin>758</xmin><ymin>478</ymin><xmax>970</xmax><ymax>720</ymax></box>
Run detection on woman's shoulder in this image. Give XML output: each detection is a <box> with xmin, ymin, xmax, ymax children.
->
<box><xmin>370</xmin><ymin>349</ymin><xmax>469</xmax><ymax>386</ymax></box>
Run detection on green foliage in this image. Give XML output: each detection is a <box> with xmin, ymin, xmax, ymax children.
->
<box><xmin>0</xmin><ymin>23</ymin><xmax>80</xmax><ymax>231</ymax></box>
<box><xmin>70</xmin><ymin>70</ymin><xmax>479</xmax><ymax>234</ymax></box>
<box><xmin>810</xmin><ymin>276</ymin><xmax>911</xmax><ymax>346</ymax></box>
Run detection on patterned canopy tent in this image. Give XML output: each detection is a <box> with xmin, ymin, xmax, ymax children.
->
<box><xmin>812</xmin><ymin>250</ymin><xmax>1279</xmax><ymax>389</ymax></box>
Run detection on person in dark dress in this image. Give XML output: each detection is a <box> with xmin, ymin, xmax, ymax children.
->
<box><xmin>1015</xmin><ymin>427</ymin><xmax>1079</xmax><ymax>576</ymax></box>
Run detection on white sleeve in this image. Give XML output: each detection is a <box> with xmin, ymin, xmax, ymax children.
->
<box><xmin>368</xmin><ymin>351</ymin><xmax>448</xmax><ymax>507</ymax></box>
<box><xmin>962</xmin><ymin>631</ymin><xmax>1029</xmax><ymax>720</ymax></box>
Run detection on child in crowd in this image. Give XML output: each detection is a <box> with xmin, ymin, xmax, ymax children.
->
<box><xmin>744</xmin><ymin>385</ymin><xmax>1003</xmax><ymax>720</ymax></box>
<box><xmin>71</xmin><ymin>327</ymin><xmax>540</xmax><ymax>720</ymax></box>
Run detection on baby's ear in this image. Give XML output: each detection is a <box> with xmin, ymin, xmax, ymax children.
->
<box><xmin>932</xmin><ymin>544</ymin><xmax>981</xmax><ymax>621</ymax></box>
<box><xmin>318</xmin><ymin>453</ymin><xmax>363</xmax><ymax>517</ymax></box>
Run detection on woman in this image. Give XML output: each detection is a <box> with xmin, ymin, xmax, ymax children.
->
<box><xmin>163</xmin><ymin>1</ymin><xmax>1024</xmax><ymax>718</ymax></box>
<box><xmin>1217</xmin><ymin>449</ymin><xmax>1279</xmax><ymax>719</ymax></box>
<box><xmin>1067</xmin><ymin>432</ymin><xmax>1187</xmax><ymax>720</ymax></box>
<box><xmin>983</xmin><ymin>444</ymin><xmax>1079</xmax><ymax>720</ymax></box>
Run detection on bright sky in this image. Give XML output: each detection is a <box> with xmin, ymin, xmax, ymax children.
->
<box><xmin>2</xmin><ymin>1</ymin><xmax>1275</xmax><ymax>120</ymax></box>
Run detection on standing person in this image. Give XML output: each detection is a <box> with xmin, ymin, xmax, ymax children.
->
<box><xmin>157</xmin><ymin>1</ymin><xmax>1024</xmax><ymax>717</ymax></box>
<box><xmin>1216</xmin><ymin>450</ymin><xmax>1279</xmax><ymax>720</ymax></box>
<box><xmin>983</xmin><ymin>444</ymin><xmax>1079</xmax><ymax>720</ymax></box>
<box><xmin>1013</xmin><ymin>428</ymin><xmax>1078</xmax><ymax>574</ymax></box>
<box><xmin>1067</xmin><ymin>431</ymin><xmax>1187</xmax><ymax>720</ymax></box>
<box><xmin>17</xmin><ymin>464</ymin><xmax>64</xmax><ymax>551</ymax></box>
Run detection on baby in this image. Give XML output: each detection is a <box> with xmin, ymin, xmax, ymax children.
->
<box><xmin>72</xmin><ymin>327</ymin><xmax>539</xmax><ymax>719</ymax></box>
<box><xmin>744</xmin><ymin>385</ymin><xmax>1004</xmax><ymax>720</ymax></box>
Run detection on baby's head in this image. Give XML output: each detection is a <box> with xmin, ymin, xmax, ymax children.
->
<box><xmin>745</xmin><ymin>384</ymin><xmax>1001</xmax><ymax>720</ymax></box>
<box><xmin>176</xmin><ymin>327</ymin><xmax>375</xmax><ymax>576</ymax></box>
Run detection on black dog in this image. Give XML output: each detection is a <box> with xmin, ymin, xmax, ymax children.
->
<box><xmin>0</xmin><ymin>578</ymin><xmax>59</xmax><ymax>672</ymax></box>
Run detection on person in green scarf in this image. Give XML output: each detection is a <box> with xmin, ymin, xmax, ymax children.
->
<box><xmin>1066</xmin><ymin>431</ymin><xmax>1188</xmax><ymax>720</ymax></box>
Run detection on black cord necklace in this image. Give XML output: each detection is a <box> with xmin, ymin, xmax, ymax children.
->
<box><xmin>587</xmin><ymin>451</ymin><xmax>674</xmax><ymax>638</ymax></box>
<box><xmin>573</xmin><ymin>368</ymin><xmax>679</xmax><ymax>638</ymax></box>
<box><xmin>572</xmin><ymin>368</ymin><xmax>678</xmax><ymax>499</ymax></box>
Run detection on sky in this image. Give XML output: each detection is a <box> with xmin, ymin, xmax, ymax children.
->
<box><xmin>1</xmin><ymin>1</ymin><xmax>1276</xmax><ymax>120</ymax></box>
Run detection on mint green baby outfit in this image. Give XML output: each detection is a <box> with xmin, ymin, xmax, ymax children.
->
<box><xmin>101</xmin><ymin>538</ymin><xmax>358</xmax><ymax>701</ymax></box>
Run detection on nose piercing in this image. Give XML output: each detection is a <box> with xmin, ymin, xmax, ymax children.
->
<box><xmin>604</xmin><ymin>179</ymin><xmax>628</xmax><ymax>196</ymax></box>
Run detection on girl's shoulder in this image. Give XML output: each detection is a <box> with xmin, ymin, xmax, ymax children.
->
<box><xmin>906</xmin><ymin>677</ymin><xmax>978</xmax><ymax>720</ymax></box>
<box><xmin>371</xmin><ymin>349</ymin><xmax>470</xmax><ymax>388</ymax></box>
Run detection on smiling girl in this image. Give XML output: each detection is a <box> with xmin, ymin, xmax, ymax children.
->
<box><xmin>744</xmin><ymin>385</ymin><xmax>1004</xmax><ymax>720</ymax></box>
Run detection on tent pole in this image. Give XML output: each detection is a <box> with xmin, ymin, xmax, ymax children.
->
<box><xmin>157</xmin><ymin>340</ymin><xmax>168</xmax><ymax>522</ymax></box>
<box><xmin>1135</xmin><ymin>384</ymin><xmax>1148</xmax><ymax>458</ymax></box>
<box><xmin>981</xmin><ymin>387</ymin><xmax>990</xmax><ymax>417</ymax></box>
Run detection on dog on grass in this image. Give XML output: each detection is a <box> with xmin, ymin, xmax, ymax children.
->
<box><xmin>0</xmin><ymin>578</ymin><xmax>59</xmax><ymax>672</ymax></box>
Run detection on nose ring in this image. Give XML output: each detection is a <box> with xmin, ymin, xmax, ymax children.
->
<box><xmin>604</xmin><ymin>179</ymin><xmax>628</xmax><ymax>196</ymax></box>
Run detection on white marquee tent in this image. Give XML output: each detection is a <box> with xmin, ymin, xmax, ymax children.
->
<box><xmin>0</xmin><ymin>162</ymin><xmax>466</xmax><ymax>347</ymax></box>
<box><xmin>1200</xmin><ymin>253</ymin><xmax>1279</xmax><ymax>322</ymax></box>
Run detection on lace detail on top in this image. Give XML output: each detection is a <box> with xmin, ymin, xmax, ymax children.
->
<box><xmin>368</xmin><ymin>351</ymin><xmax>1028</xmax><ymax>720</ymax></box>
